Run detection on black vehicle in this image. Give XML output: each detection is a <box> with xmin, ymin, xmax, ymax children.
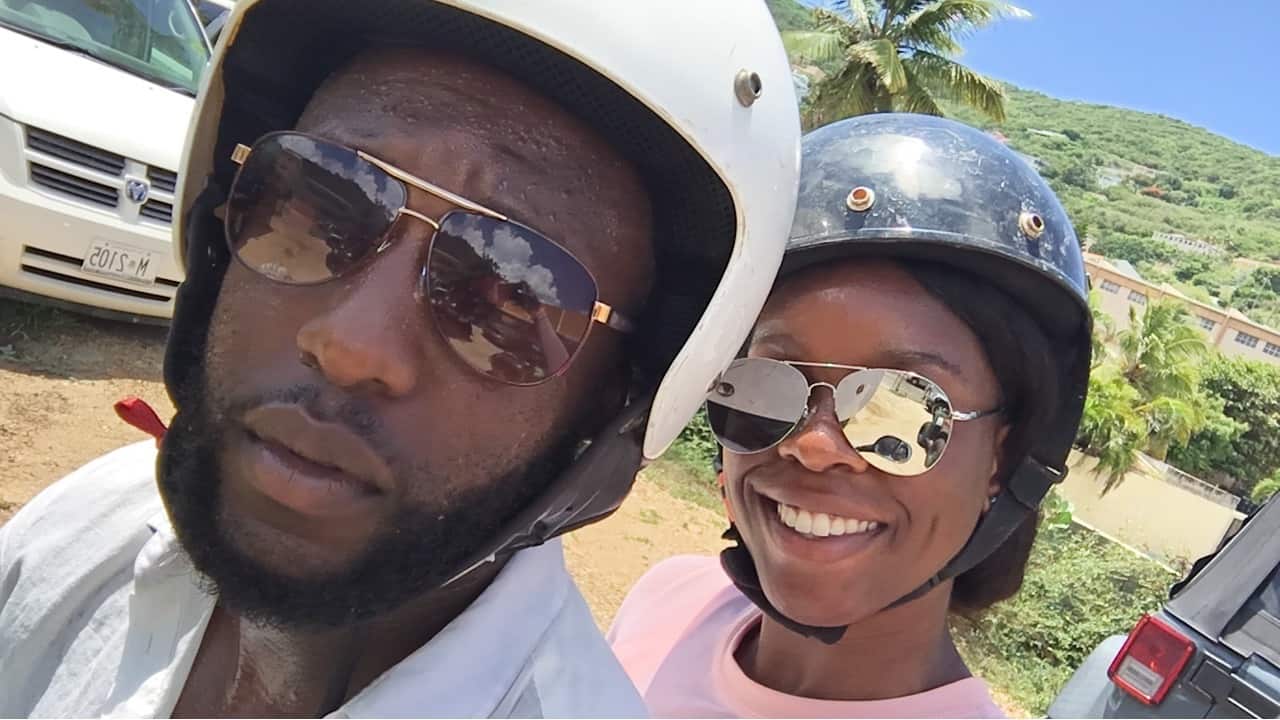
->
<box><xmin>1049</xmin><ymin>493</ymin><xmax>1280</xmax><ymax>718</ymax></box>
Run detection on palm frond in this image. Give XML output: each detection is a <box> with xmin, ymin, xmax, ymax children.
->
<box><xmin>883</xmin><ymin>0</ymin><xmax>931</xmax><ymax>19</ymax></box>
<box><xmin>831</xmin><ymin>0</ymin><xmax>881</xmax><ymax>34</ymax></box>
<box><xmin>848</xmin><ymin>38</ymin><xmax>909</xmax><ymax>93</ymax></box>
<box><xmin>805</xmin><ymin>65</ymin><xmax>881</xmax><ymax>128</ymax></box>
<box><xmin>896</xmin><ymin>64</ymin><xmax>944</xmax><ymax>116</ymax></box>
<box><xmin>781</xmin><ymin>30</ymin><xmax>846</xmax><ymax>64</ymax></box>
<box><xmin>904</xmin><ymin>0</ymin><xmax>1030</xmax><ymax>33</ymax></box>
<box><xmin>902</xmin><ymin>1</ymin><xmax>1029</xmax><ymax>54</ymax></box>
<box><xmin>906</xmin><ymin>50</ymin><xmax>1006</xmax><ymax>121</ymax></box>
<box><xmin>812</xmin><ymin>7</ymin><xmax>854</xmax><ymax>35</ymax></box>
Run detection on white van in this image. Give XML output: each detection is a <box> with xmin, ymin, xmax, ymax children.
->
<box><xmin>0</xmin><ymin>0</ymin><xmax>209</xmax><ymax>322</ymax></box>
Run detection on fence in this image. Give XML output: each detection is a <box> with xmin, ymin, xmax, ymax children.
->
<box><xmin>1137</xmin><ymin>454</ymin><xmax>1241</xmax><ymax>511</ymax></box>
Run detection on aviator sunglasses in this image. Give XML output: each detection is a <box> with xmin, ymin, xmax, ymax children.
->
<box><xmin>224</xmin><ymin>131</ymin><xmax>634</xmax><ymax>386</ymax></box>
<box><xmin>706</xmin><ymin>358</ymin><xmax>1003</xmax><ymax>476</ymax></box>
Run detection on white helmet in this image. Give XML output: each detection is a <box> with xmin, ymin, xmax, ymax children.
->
<box><xmin>168</xmin><ymin>0</ymin><xmax>799</xmax><ymax>566</ymax></box>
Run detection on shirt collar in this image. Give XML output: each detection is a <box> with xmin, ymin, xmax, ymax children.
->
<box><xmin>140</xmin><ymin>511</ymin><xmax>572</xmax><ymax>717</ymax></box>
<box><xmin>334</xmin><ymin>539</ymin><xmax>572</xmax><ymax>718</ymax></box>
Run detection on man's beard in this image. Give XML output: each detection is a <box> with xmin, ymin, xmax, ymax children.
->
<box><xmin>157</xmin><ymin>371</ymin><xmax>577</xmax><ymax>630</ymax></box>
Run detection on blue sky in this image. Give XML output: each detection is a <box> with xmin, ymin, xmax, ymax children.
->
<box><xmin>796</xmin><ymin>1</ymin><xmax>1280</xmax><ymax>156</ymax></box>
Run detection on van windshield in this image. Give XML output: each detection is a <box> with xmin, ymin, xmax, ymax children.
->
<box><xmin>0</xmin><ymin>0</ymin><xmax>209</xmax><ymax>95</ymax></box>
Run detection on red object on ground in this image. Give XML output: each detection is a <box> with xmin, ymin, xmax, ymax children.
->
<box><xmin>113</xmin><ymin>396</ymin><xmax>168</xmax><ymax>444</ymax></box>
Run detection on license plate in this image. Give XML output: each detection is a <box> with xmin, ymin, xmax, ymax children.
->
<box><xmin>81</xmin><ymin>241</ymin><xmax>157</xmax><ymax>284</ymax></box>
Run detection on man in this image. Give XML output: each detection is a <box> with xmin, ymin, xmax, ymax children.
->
<box><xmin>0</xmin><ymin>1</ymin><xmax>800</xmax><ymax>716</ymax></box>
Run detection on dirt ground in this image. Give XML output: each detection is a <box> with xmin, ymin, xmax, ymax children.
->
<box><xmin>0</xmin><ymin>303</ymin><xmax>175</xmax><ymax>523</ymax></box>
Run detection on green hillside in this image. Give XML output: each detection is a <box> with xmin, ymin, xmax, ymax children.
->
<box><xmin>765</xmin><ymin>0</ymin><xmax>1280</xmax><ymax>327</ymax></box>
<box><xmin>765</xmin><ymin>0</ymin><xmax>813</xmax><ymax>31</ymax></box>
<box><xmin>945</xmin><ymin>88</ymin><xmax>1280</xmax><ymax>262</ymax></box>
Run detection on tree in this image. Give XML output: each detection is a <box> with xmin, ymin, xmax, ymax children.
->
<box><xmin>1250</xmin><ymin>472</ymin><xmax>1280</xmax><ymax>504</ymax></box>
<box><xmin>1170</xmin><ymin>357</ymin><xmax>1280</xmax><ymax>494</ymax></box>
<box><xmin>1077</xmin><ymin>367</ymin><xmax>1145</xmax><ymax>489</ymax></box>
<box><xmin>1173</xmin><ymin>254</ymin><xmax>1218</xmax><ymax>282</ymax></box>
<box><xmin>1229</xmin><ymin>267</ymin><xmax>1280</xmax><ymax>316</ymax></box>
<box><xmin>1088</xmin><ymin>291</ymin><xmax>1117</xmax><ymax>367</ymax></box>
<box><xmin>1081</xmin><ymin>300</ymin><xmax>1214</xmax><ymax>477</ymax></box>
<box><xmin>1139</xmin><ymin>395</ymin><xmax>1206</xmax><ymax>461</ymax></box>
<box><xmin>781</xmin><ymin>0</ymin><xmax>1029</xmax><ymax>129</ymax></box>
<box><xmin>1060</xmin><ymin>159</ymin><xmax>1097</xmax><ymax>191</ymax></box>
<box><xmin>1090</xmin><ymin>234</ymin><xmax>1177</xmax><ymax>265</ymax></box>
<box><xmin>1117</xmin><ymin>300</ymin><xmax>1209</xmax><ymax>402</ymax></box>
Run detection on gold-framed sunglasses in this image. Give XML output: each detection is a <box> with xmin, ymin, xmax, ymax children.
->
<box><xmin>225</xmin><ymin>131</ymin><xmax>633</xmax><ymax>386</ymax></box>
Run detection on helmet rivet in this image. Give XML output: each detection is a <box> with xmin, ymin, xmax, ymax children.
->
<box><xmin>1019</xmin><ymin>211</ymin><xmax>1045</xmax><ymax>239</ymax></box>
<box><xmin>846</xmin><ymin>186</ymin><xmax>875</xmax><ymax>212</ymax></box>
<box><xmin>734</xmin><ymin>70</ymin><xmax>763</xmax><ymax>107</ymax></box>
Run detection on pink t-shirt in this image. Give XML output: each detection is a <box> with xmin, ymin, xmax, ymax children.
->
<box><xmin>608</xmin><ymin>555</ymin><xmax>1005</xmax><ymax>719</ymax></box>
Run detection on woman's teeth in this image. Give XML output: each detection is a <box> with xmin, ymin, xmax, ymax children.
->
<box><xmin>776</xmin><ymin>502</ymin><xmax>880</xmax><ymax>537</ymax></box>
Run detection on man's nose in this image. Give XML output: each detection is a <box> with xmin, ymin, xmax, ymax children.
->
<box><xmin>295</xmin><ymin>240</ymin><xmax>423</xmax><ymax>397</ymax></box>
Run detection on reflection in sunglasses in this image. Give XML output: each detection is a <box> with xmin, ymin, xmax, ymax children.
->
<box><xmin>226</xmin><ymin>132</ymin><xmax>634</xmax><ymax>386</ymax></box>
<box><xmin>706</xmin><ymin>358</ymin><xmax>1001</xmax><ymax>477</ymax></box>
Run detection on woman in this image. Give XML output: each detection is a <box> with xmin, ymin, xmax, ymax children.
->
<box><xmin>608</xmin><ymin>114</ymin><xmax>1092</xmax><ymax>718</ymax></box>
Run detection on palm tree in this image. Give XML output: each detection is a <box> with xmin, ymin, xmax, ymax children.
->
<box><xmin>1081</xmin><ymin>299</ymin><xmax>1215</xmax><ymax>484</ymax></box>
<box><xmin>1089</xmin><ymin>291</ymin><xmax>1117</xmax><ymax>368</ymax></box>
<box><xmin>1118</xmin><ymin>300</ymin><xmax>1209</xmax><ymax>401</ymax></box>
<box><xmin>1078</xmin><ymin>367</ymin><xmax>1145</xmax><ymax>490</ymax></box>
<box><xmin>1139</xmin><ymin>395</ymin><xmax>1207</xmax><ymax>462</ymax></box>
<box><xmin>780</xmin><ymin>0</ymin><xmax>1029</xmax><ymax>129</ymax></box>
<box><xmin>1114</xmin><ymin>300</ymin><xmax>1213</xmax><ymax>461</ymax></box>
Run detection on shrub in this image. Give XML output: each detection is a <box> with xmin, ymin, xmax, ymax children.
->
<box><xmin>666</xmin><ymin>408</ymin><xmax>719</xmax><ymax>480</ymax></box>
<box><xmin>955</xmin><ymin>520</ymin><xmax>1175</xmax><ymax>715</ymax></box>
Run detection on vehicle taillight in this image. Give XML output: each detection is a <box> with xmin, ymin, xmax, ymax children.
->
<box><xmin>1107</xmin><ymin>614</ymin><xmax>1196</xmax><ymax>705</ymax></box>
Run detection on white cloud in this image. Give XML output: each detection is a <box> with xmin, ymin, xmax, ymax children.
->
<box><xmin>488</xmin><ymin>223</ymin><xmax>561</xmax><ymax>304</ymax></box>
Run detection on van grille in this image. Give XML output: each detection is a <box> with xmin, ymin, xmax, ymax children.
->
<box><xmin>140</xmin><ymin>200</ymin><xmax>174</xmax><ymax>223</ymax></box>
<box><xmin>25</xmin><ymin>127</ymin><xmax>126</xmax><ymax>176</ymax></box>
<box><xmin>29</xmin><ymin>164</ymin><xmax>119</xmax><ymax>208</ymax></box>
<box><xmin>22</xmin><ymin>124</ymin><xmax>178</xmax><ymax>225</ymax></box>
<box><xmin>148</xmin><ymin>167</ymin><xmax>178</xmax><ymax>193</ymax></box>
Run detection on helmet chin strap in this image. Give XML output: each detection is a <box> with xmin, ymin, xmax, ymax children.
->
<box><xmin>442</xmin><ymin>395</ymin><xmax>653</xmax><ymax>588</ymax></box>
<box><xmin>718</xmin><ymin>455</ymin><xmax>1065</xmax><ymax>645</ymax></box>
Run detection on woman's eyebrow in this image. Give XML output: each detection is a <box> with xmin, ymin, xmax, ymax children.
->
<box><xmin>747</xmin><ymin>329</ymin><xmax>805</xmax><ymax>357</ymax></box>
<box><xmin>752</xmin><ymin>328</ymin><xmax>966</xmax><ymax>378</ymax></box>
<box><xmin>879</xmin><ymin>349</ymin><xmax>967</xmax><ymax>379</ymax></box>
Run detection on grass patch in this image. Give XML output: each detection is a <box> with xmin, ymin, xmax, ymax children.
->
<box><xmin>641</xmin><ymin>460</ymin><xmax>719</xmax><ymax>511</ymax></box>
<box><xmin>646</xmin><ymin>408</ymin><xmax>720</xmax><ymax>511</ymax></box>
<box><xmin>637</xmin><ymin>508</ymin><xmax>663</xmax><ymax>525</ymax></box>
<box><xmin>0</xmin><ymin>299</ymin><xmax>78</xmax><ymax>342</ymax></box>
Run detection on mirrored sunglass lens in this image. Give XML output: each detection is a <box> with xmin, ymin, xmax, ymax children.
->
<box><xmin>427</xmin><ymin>213</ymin><xmax>598</xmax><ymax>385</ymax></box>
<box><xmin>226</xmin><ymin>133</ymin><xmax>405</xmax><ymax>284</ymax></box>
<box><xmin>835</xmin><ymin>369</ymin><xmax>953</xmax><ymax>476</ymax></box>
<box><xmin>706</xmin><ymin>359</ymin><xmax>809</xmax><ymax>453</ymax></box>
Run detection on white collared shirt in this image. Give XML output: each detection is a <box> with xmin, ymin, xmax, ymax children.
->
<box><xmin>0</xmin><ymin>442</ymin><xmax>646</xmax><ymax>718</ymax></box>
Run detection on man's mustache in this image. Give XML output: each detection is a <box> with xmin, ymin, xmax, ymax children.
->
<box><xmin>217</xmin><ymin>384</ymin><xmax>398</xmax><ymax>463</ymax></box>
